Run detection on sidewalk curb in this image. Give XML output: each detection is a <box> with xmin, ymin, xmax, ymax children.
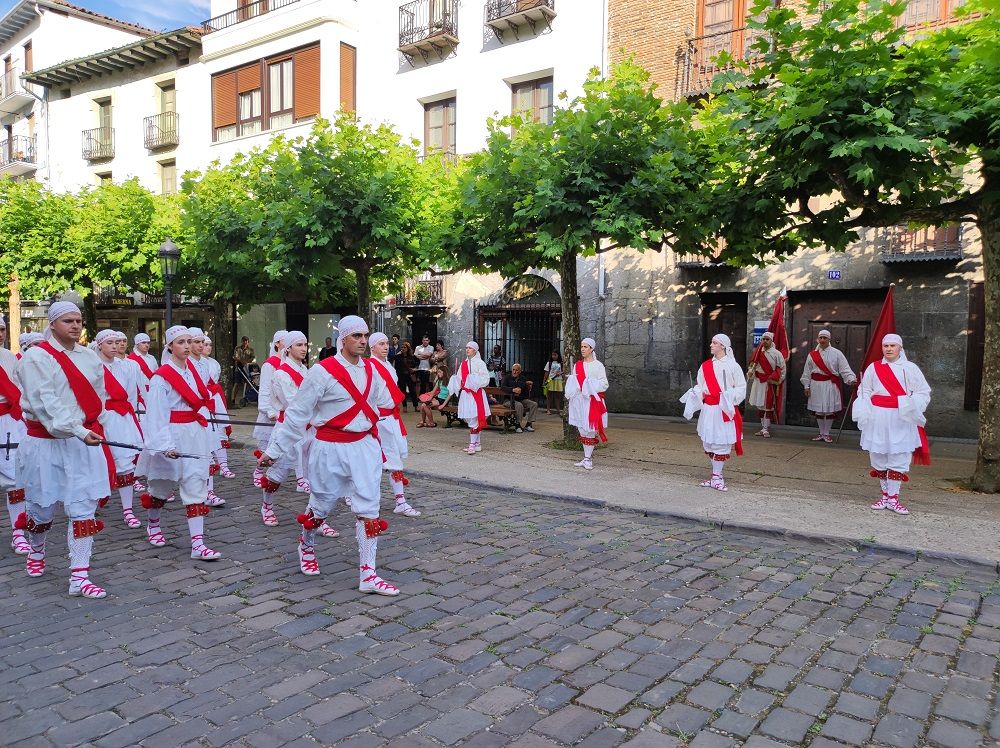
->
<box><xmin>411</xmin><ymin>470</ymin><xmax>1000</xmax><ymax>573</ymax></box>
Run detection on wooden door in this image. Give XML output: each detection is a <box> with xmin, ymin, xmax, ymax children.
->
<box><xmin>701</xmin><ymin>294</ymin><xmax>748</xmax><ymax>369</ymax></box>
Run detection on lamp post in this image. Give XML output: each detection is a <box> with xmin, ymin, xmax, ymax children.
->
<box><xmin>157</xmin><ymin>238</ymin><xmax>180</xmax><ymax>328</ymax></box>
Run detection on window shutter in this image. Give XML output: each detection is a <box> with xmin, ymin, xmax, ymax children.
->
<box><xmin>23</xmin><ymin>42</ymin><xmax>32</xmax><ymax>72</ymax></box>
<box><xmin>293</xmin><ymin>45</ymin><xmax>321</xmax><ymax>120</ymax></box>
<box><xmin>339</xmin><ymin>43</ymin><xmax>356</xmax><ymax>113</ymax></box>
<box><xmin>237</xmin><ymin>62</ymin><xmax>261</xmax><ymax>93</ymax></box>
<box><xmin>212</xmin><ymin>70</ymin><xmax>237</xmax><ymax>129</ymax></box>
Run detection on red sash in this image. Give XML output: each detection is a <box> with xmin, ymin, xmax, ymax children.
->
<box><xmin>809</xmin><ymin>349</ymin><xmax>842</xmax><ymax>411</ymax></box>
<box><xmin>154</xmin><ymin>360</ymin><xmax>211</xmax><ymax>427</ymax></box>
<box><xmin>128</xmin><ymin>352</ymin><xmax>154</xmax><ymax>381</ymax></box>
<box><xmin>754</xmin><ymin>352</ymin><xmax>782</xmax><ymax>419</ymax></box>
<box><xmin>275</xmin><ymin>362</ymin><xmax>305</xmax><ymax>423</ymax></box>
<box><xmin>371</xmin><ymin>358</ymin><xmax>408</xmax><ymax>437</ymax></box>
<box><xmin>575</xmin><ymin>360</ymin><xmax>608</xmax><ymax>443</ymax></box>
<box><xmin>0</xmin><ymin>366</ymin><xmax>23</xmax><ymax>421</ymax></box>
<box><xmin>264</xmin><ymin>355</ymin><xmax>281</xmax><ymax>370</ymax></box>
<box><xmin>460</xmin><ymin>359</ymin><xmax>488</xmax><ymax>428</ymax></box>
<box><xmin>315</xmin><ymin>358</ymin><xmax>382</xmax><ymax>454</ymax></box>
<box><xmin>103</xmin><ymin>366</ymin><xmax>142</xmax><ymax>437</ymax></box>
<box><xmin>701</xmin><ymin>359</ymin><xmax>743</xmax><ymax>456</ymax></box>
<box><xmin>34</xmin><ymin>341</ymin><xmax>116</xmax><ymax>486</ymax></box>
<box><xmin>872</xmin><ymin>361</ymin><xmax>931</xmax><ymax>465</ymax></box>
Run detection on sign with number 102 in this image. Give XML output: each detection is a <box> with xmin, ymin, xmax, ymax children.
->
<box><xmin>827</xmin><ymin>270</ymin><xmax>842</xmax><ymax>280</ymax></box>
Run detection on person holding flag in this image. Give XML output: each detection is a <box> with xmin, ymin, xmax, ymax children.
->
<box><xmin>565</xmin><ymin>338</ymin><xmax>609</xmax><ymax>470</ymax></box>
<box><xmin>853</xmin><ymin>334</ymin><xmax>931</xmax><ymax>515</ymax></box>
<box><xmin>748</xmin><ymin>332</ymin><xmax>786</xmax><ymax>438</ymax></box>
<box><xmin>800</xmin><ymin>330</ymin><xmax>856</xmax><ymax>443</ymax></box>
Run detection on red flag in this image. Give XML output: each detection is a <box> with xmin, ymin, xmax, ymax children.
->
<box><xmin>749</xmin><ymin>290</ymin><xmax>789</xmax><ymax>421</ymax></box>
<box><xmin>858</xmin><ymin>286</ymin><xmax>896</xmax><ymax>384</ymax></box>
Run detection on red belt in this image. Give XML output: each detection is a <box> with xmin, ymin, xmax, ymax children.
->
<box><xmin>26</xmin><ymin>419</ymin><xmax>54</xmax><ymax>439</ymax></box>
<box><xmin>703</xmin><ymin>393</ymin><xmax>721</xmax><ymax>406</ymax></box>
<box><xmin>378</xmin><ymin>406</ymin><xmax>408</xmax><ymax>437</ymax></box>
<box><xmin>314</xmin><ymin>425</ymin><xmax>370</xmax><ymax>443</ymax></box>
<box><xmin>107</xmin><ymin>399</ymin><xmax>143</xmax><ymax>437</ymax></box>
<box><xmin>170</xmin><ymin>410</ymin><xmax>207</xmax><ymax>427</ymax></box>
<box><xmin>0</xmin><ymin>402</ymin><xmax>17</xmax><ymax>418</ymax></box>
<box><xmin>810</xmin><ymin>373</ymin><xmax>836</xmax><ymax>382</ymax></box>
<box><xmin>871</xmin><ymin>395</ymin><xmax>898</xmax><ymax>408</ymax></box>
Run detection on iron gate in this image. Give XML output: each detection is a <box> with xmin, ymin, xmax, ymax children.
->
<box><xmin>474</xmin><ymin>301</ymin><xmax>562</xmax><ymax>398</ymax></box>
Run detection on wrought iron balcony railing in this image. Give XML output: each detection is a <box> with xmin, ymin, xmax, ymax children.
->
<box><xmin>82</xmin><ymin>127</ymin><xmax>114</xmax><ymax>160</ymax></box>
<box><xmin>396</xmin><ymin>278</ymin><xmax>445</xmax><ymax>306</ymax></box>
<box><xmin>485</xmin><ymin>0</ymin><xmax>556</xmax><ymax>41</ymax></box>
<box><xmin>399</xmin><ymin>0</ymin><xmax>460</xmax><ymax>61</ymax></box>
<box><xmin>0</xmin><ymin>135</ymin><xmax>37</xmax><ymax>170</ymax></box>
<box><xmin>202</xmin><ymin>0</ymin><xmax>301</xmax><ymax>33</ymax></box>
<box><xmin>144</xmin><ymin>111</ymin><xmax>179</xmax><ymax>150</ymax></box>
<box><xmin>880</xmin><ymin>224</ymin><xmax>963</xmax><ymax>262</ymax></box>
<box><xmin>681</xmin><ymin>25</ymin><xmax>771</xmax><ymax>97</ymax></box>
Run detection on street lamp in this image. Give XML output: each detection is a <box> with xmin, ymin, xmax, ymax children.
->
<box><xmin>157</xmin><ymin>238</ymin><xmax>180</xmax><ymax>328</ymax></box>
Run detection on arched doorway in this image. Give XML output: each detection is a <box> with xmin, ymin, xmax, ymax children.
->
<box><xmin>474</xmin><ymin>275</ymin><xmax>561</xmax><ymax>393</ymax></box>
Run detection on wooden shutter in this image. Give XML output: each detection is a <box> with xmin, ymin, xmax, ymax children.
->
<box><xmin>237</xmin><ymin>62</ymin><xmax>261</xmax><ymax>93</ymax></box>
<box><xmin>23</xmin><ymin>42</ymin><xmax>32</xmax><ymax>72</ymax></box>
<box><xmin>293</xmin><ymin>44</ymin><xmax>321</xmax><ymax>120</ymax></box>
<box><xmin>212</xmin><ymin>70</ymin><xmax>238</xmax><ymax>129</ymax></box>
<box><xmin>339</xmin><ymin>43</ymin><xmax>356</xmax><ymax>113</ymax></box>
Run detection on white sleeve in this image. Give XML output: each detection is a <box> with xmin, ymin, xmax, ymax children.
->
<box><xmin>19</xmin><ymin>353</ymin><xmax>90</xmax><ymax>440</ymax></box>
<box><xmin>564</xmin><ymin>369</ymin><xmax>580</xmax><ymax>399</ymax></box>
<box><xmin>265</xmin><ymin>367</ymin><xmax>327</xmax><ymax>461</ymax></box>
<box><xmin>268</xmin><ymin>370</ymin><xmax>291</xmax><ymax>419</ymax></box>
<box><xmin>143</xmin><ymin>377</ymin><xmax>175</xmax><ymax>453</ymax></box>
<box><xmin>904</xmin><ymin>362</ymin><xmax>931</xmax><ymax>415</ymax></box>
<box><xmin>468</xmin><ymin>360</ymin><xmax>490</xmax><ymax>390</ymax></box>
<box><xmin>722</xmin><ymin>361</ymin><xmax>746</xmax><ymax>407</ymax></box>
<box><xmin>800</xmin><ymin>356</ymin><xmax>814</xmax><ymax>388</ymax></box>
<box><xmin>257</xmin><ymin>363</ymin><xmax>274</xmax><ymax>412</ymax></box>
<box><xmin>836</xmin><ymin>350</ymin><xmax>857</xmax><ymax>385</ymax></box>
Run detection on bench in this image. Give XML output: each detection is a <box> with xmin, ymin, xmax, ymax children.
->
<box><xmin>439</xmin><ymin>387</ymin><xmax>521</xmax><ymax>432</ymax></box>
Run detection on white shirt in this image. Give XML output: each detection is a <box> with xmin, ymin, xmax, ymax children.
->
<box><xmin>270</xmin><ymin>358</ymin><xmax>309</xmax><ymax>418</ymax></box>
<box><xmin>415</xmin><ymin>344</ymin><xmax>433</xmax><ymax>371</ymax></box>
<box><xmin>143</xmin><ymin>359</ymin><xmax>212</xmax><ymax>455</ymax></box>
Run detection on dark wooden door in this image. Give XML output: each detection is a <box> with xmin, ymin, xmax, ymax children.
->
<box><xmin>702</xmin><ymin>294</ymin><xmax>748</xmax><ymax>369</ymax></box>
<box><xmin>787</xmin><ymin>291</ymin><xmax>884</xmax><ymax>426</ymax></box>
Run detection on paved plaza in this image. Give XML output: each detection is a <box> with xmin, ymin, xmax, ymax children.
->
<box><xmin>0</xmin><ymin>445</ymin><xmax>998</xmax><ymax>747</ymax></box>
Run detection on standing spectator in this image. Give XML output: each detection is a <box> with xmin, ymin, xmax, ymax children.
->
<box><xmin>486</xmin><ymin>344</ymin><xmax>506</xmax><ymax>386</ymax></box>
<box><xmin>501</xmin><ymin>363</ymin><xmax>538</xmax><ymax>433</ymax></box>
<box><xmin>388</xmin><ymin>334</ymin><xmax>401</xmax><ymax>365</ymax></box>
<box><xmin>543</xmin><ymin>350</ymin><xmax>565</xmax><ymax>415</ymax></box>
<box><xmin>231</xmin><ymin>336</ymin><xmax>255</xmax><ymax>406</ymax></box>
<box><xmin>432</xmin><ymin>339</ymin><xmax>448</xmax><ymax>369</ymax></box>
<box><xmin>394</xmin><ymin>341</ymin><xmax>419</xmax><ymax>411</ymax></box>
<box><xmin>317</xmin><ymin>337</ymin><xmax>336</xmax><ymax>361</ymax></box>
<box><xmin>414</xmin><ymin>335</ymin><xmax>434</xmax><ymax>397</ymax></box>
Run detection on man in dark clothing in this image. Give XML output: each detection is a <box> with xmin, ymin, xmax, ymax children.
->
<box><xmin>317</xmin><ymin>337</ymin><xmax>336</xmax><ymax>361</ymax></box>
<box><xmin>500</xmin><ymin>363</ymin><xmax>538</xmax><ymax>433</ymax></box>
<box><xmin>388</xmin><ymin>335</ymin><xmax>401</xmax><ymax>366</ymax></box>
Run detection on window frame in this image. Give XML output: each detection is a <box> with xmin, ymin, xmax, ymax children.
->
<box><xmin>266</xmin><ymin>55</ymin><xmax>294</xmax><ymax>130</ymax></box>
<box><xmin>511</xmin><ymin>76</ymin><xmax>554</xmax><ymax>126</ymax></box>
<box><xmin>423</xmin><ymin>97</ymin><xmax>456</xmax><ymax>157</ymax></box>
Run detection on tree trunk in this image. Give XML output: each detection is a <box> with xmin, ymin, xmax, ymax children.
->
<box><xmin>355</xmin><ymin>262</ymin><xmax>371</xmax><ymax>322</ymax></box>
<box><xmin>212</xmin><ymin>297</ymin><xmax>235</xmax><ymax>404</ymax></box>
<box><xmin>81</xmin><ymin>279</ymin><xmax>98</xmax><ymax>341</ymax></box>
<box><xmin>560</xmin><ymin>249</ymin><xmax>582</xmax><ymax>445</ymax></box>
<box><xmin>972</xmin><ymin>162</ymin><xmax>999</xmax><ymax>492</ymax></box>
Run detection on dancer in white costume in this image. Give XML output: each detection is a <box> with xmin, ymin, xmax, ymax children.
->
<box><xmin>260</xmin><ymin>316</ymin><xmax>399</xmax><ymax>594</ymax></box>
<box><xmin>253</xmin><ymin>329</ymin><xmax>287</xmax><ymax>487</ymax></box>
<box><xmin>564</xmin><ymin>338</ymin><xmax>609</xmax><ymax>471</ymax></box>
<box><xmin>456</xmin><ymin>342</ymin><xmax>490</xmax><ymax>456</ymax></box>
<box><xmin>203</xmin><ymin>336</ymin><xmax>236</xmax><ymax>479</ymax></box>
<box><xmin>187</xmin><ymin>328</ymin><xmax>225</xmax><ymax>507</ymax></box>
<box><xmin>0</xmin><ymin>314</ymin><xmax>29</xmax><ymax>554</ymax></box>
<box><xmin>16</xmin><ymin>302</ymin><xmax>113</xmax><ymax>598</ymax></box>
<box><xmin>800</xmin><ymin>330</ymin><xmax>856</xmax><ymax>443</ymax></box>
<box><xmin>368</xmin><ymin>332</ymin><xmax>420</xmax><ymax>517</ymax></box>
<box><xmin>747</xmin><ymin>331</ymin><xmax>785</xmax><ymax>438</ymax></box>
<box><xmin>853</xmin><ymin>334</ymin><xmax>931</xmax><ymax>515</ymax></box>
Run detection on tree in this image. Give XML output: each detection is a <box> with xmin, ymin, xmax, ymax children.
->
<box><xmin>449</xmin><ymin>61</ymin><xmax>715</xmax><ymax>441</ymax></box>
<box><xmin>700</xmin><ymin>0</ymin><xmax>1000</xmax><ymax>490</ymax></box>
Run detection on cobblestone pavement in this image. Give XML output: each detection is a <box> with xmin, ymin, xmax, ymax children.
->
<box><xmin>1</xmin><ymin>449</ymin><xmax>998</xmax><ymax>748</ymax></box>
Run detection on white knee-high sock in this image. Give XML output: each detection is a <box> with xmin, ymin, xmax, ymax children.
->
<box><xmin>6</xmin><ymin>496</ymin><xmax>19</xmax><ymax>526</ymax></box>
<box><xmin>356</xmin><ymin>520</ymin><xmax>378</xmax><ymax>583</ymax></box>
<box><xmin>214</xmin><ymin>449</ymin><xmax>228</xmax><ymax>469</ymax></box>
<box><xmin>119</xmin><ymin>484</ymin><xmax>134</xmax><ymax>511</ymax></box>
<box><xmin>188</xmin><ymin>515</ymin><xmax>205</xmax><ymax>549</ymax></box>
<box><xmin>391</xmin><ymin>477</ymin><xmax>405</xmax><ymax>497</ymax></box>
<box><xmin>712</xmin><ymin>460</ymin><xmax>724</xmax><ymax>478</ymax></box>
<box><xmin>761</xmin><ymin>417</ymin><xmax>770</xmax><ymax>430</ymax></box>
<box><xmin>583</xmin><ymin>444</ymin><xmax>595</xmax><ymax>460</ymax></box>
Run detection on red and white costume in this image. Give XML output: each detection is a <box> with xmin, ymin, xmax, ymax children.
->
<box><xmin>264</xmin><ymin>316</ymin><xmax>398</xmax><ymax>595</ymax></box>
<box><xmin>564</xmin><ymin>338</ymin><xmax>609</xmax><ymax>470</ymax></box>
<box><xmin>853</xmin><ymin>334</ymin><xmax>931</xmax><ymax>515</ymax></box>
<box><xmin>202</xmin><ymin>338</ymin><xmax>235</xmax><ymax>479</ymax></box>
<box><xmin>800</xmin><ymin>332</ymin><xmax>857</xmax><ymax>440</ymax></box>
<box><xmin>253</xmin><ymin>329</ymin><xmax>287</xmax><ymax>486</ymax></box>
<box><xmin>748</xmin><ymin>333</ymin><xmax>786</xmax><ymax>436</ymax></box>
<box><xmin>187</xmin><ymin>328</ymin><xmax>225</xmax><ymax>507</ymax></box>
<box><xmin>368</xmin><ymin>332</ymin><xmax>419</xmax><ymax>517</ymax></box>
<box><xmin>93</xmin><ymin>330</ymin><xmax>145</xmax><ymax>530</ymax></box>
<box><xmin>0</xmin><ymin>320</ymin><xmax>29</xmax><ymax>555</ymax></box>
<box><xmin>141</xmin><ymin>325</ymin><xmax>221</xmax><ymax>561</ymax></box>
<box><xmin>16</xmin><ymin>301</ymin><xmax>113</xmax><ymax>598</ymax></box>
<box><xmin>128</xmin><ymin>333</ymin><xmax>157</xmax><ymax>421</ymax></box>
<box><xmin>456</xmin><ymin>342</ymin><xmax>490</xmax><ymax>455</ymax></box>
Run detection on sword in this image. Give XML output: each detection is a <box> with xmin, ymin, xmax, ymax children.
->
<box><xmin>96</xmin><ymin>440</ymin><xmax>208</xmax><ymax>459</ymax></box>
<box><xmin>207</xmin><ymin>417</ymin><xmax>276</xmax><ymax>428</ymax></box>
<box><xmin>4</xmin><ymin>431</ymin><xmax>16</xmax><ymax>460</ymax></box>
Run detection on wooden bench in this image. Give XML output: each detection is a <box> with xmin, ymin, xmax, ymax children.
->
<box><xmin>439</xmin><ymin>387</ymin><xmax>520</xmax><ymax>432</ymax></box>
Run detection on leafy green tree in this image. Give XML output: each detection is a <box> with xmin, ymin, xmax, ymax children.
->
<box><xmin>701</xmin><ymin>0</ymin><xmax>1000</xmax><ymax>490</ymax></box>
<box><xmin>449</xmin><ymin>61</ymin><xmax>714</xmax><ymax>440</ymax></box>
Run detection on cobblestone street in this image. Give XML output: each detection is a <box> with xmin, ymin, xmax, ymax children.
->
<box><xmin>1</xmin><ymin>449</ymin><xmax>998</xmax><ymax>748</ymax></box>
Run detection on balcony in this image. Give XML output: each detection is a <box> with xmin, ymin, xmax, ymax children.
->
<box><xmin>0</xmin><ymin>67</ymin><xmax>34</xmax><ymax>115</ymax></box>
<box><xmin>399</xmin><ymin>0</ymin><xmax>459</xmax><ymax>64</ymax></box>
<box><xmin>0</xmin><ymin>135</ymin><xmax>37</xmax><ymax>176</ymax></box>
<box><xmin>676</xmin><ymin>240</ymin><xmax>731</xmax><ymax>269</ymax></box>
<box><xmin>82</xmin><ymin>127</ymin><xmax>114</xmax><ymax>161</ymax></box>
<box><xmin>681</xmin><ymin>26</ymin><xmax>770</xmax><ymax>97</ymax></box>
<box><xmin>485</xmin><ymin>0</ymin><xmax>556</xmax><ymax>42</ymax></box>
<box><xmin>144</xmin><ymin>111</ymin><xmax>179</xmax><ymax>150</ymax></box>
<box><xmin>394</xmin><ymin>278</ymin><xmax>445</xmax><ymax>307</ymax></box>
<box><xmin>880</xmin><ymin>224</ymin><xmax>963</xmax><ymax>263</ymax></box>
<box><xmin>202</xmin><ymin>0</ymin><xmax>301</xmax><ymax>33</ymax></box>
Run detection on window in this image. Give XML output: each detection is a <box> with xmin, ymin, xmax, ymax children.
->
<box><xmin>424</xmin><ymin>97</ymin><xmax>456</xmax><ymax>156</ymax></box>
<box><xmin>512</xmin><ymin>77</ymin><xmax>553</xmax><ymax>125</ymax></box>
<box><xmin>23</xmin><ymin>41</ymin><xmax>32</xmax><ymax>73</ymax></box>
<box><xmin>96</xmin><ymin>172</ymin><xmax>112</xmax><ymax>184</ymax></box>
<box><xmin>340</xmin><ymin>43</ymin><xmax>356</xmax><ymax>113</ymax></box>
<box><xmin>900</xmin><ymin>0</ymin><xmax>965</xmax><ymax>25</ymax></box>
<box><xmin>268</xmin><ymin>58</ymin><xmax>293</xmax><ymax>129</ymax></box>
<box><xmin>97</xmin><ymin>98</ymin><xmax>112</xmax><ymax>130</ymax></box>
<box><xmin>160</xmin><ymin>82</ymin><xmax>176</xmax><ymax>113</ymax></box>
<box><xmin>160</xmin><ymin>160</ymin><xmax>177</xmax><ymax>195</ymax></box>
<box><xmin>211</xmin><ymin>44</ymin><xmax>320</xmax><ymax>142</ymax></box>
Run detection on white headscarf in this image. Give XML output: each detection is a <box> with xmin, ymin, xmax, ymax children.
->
<box><xmin>271</xmin><ymin>329</ymin><xmax>288</xmax><ymax>351</ymax></box>
<box><xmin>280</xmin><ymin>330</ymin><xmax>306</xmax><ymax>360</ymax></box>
<box><xmin>712</xmin><ymin>333</ymin><xmax>735</xmax><ymax>360</ymax></box>
<box><xmin>882</xmin><ymin>333</ymin><xmax>908</xmax><ymax>362</ymax></box>
<box><xmin>335</xmin><ymin>316</ymin><xmax>368</xmax><ymax>350</ymax></box>
<box><xmin>368</xmin><ymin>332</ymin><xmax>388</xmax><ymax>349</ymax></box>
<box><xmin>42</xmin><ymin>301</ymin><xmax>81</xmax><ymax>340</ymax></box>
<box><xmin>134</xmin><ymin>332</ymin><xmax>151</xmax><ymax>345</ymax></box>
<box><xmin>165</xmin><ymin>325</ymin><xmax>189</xmax><ymax>346</ymax></box>
<box><xmin>818</xmin><ymin>329</ymin><xmax>831</xmax><ymax>339</ymax></box>
<box><xmin>0</xmin><ymin>314</ymin><xmax>6</xmax><ymax>329</ymax></box>
<box><xmin>465</xmin><ymin>341</ymin><xmax>479</xmax><ymax>353</ymax></box>
<box><xmin>761</xmin><ymin>331</ymin><xmax>774</xmax><ymax>341</ymax></box>
<box><xmin>581</xmin><ymin>337</ymin><xmax>596</xmax><ymax>352</ymax></box>
<box><xmin>94</xmin><ymin>329</ymin><xmax>118</xmax><ymax>347</ymax></box>
<box><xmin>188</xmin><ymin>327</ymin><xmax>206</xmax><ymax>341</ymax></box>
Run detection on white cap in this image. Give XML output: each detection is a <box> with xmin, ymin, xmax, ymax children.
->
<box><xmin>581</xmin><ymin>337</ymin><xmax>596</xmax><ymax>351</ymax></box>
<box><xmin>272</xmin><ymin>329</ymin><xmax>288</xmax><ymax>346</ymax></box>
<box><xmin>165</xmin><ymin>325</ymin><xmax>189</xmax><ymax>345</ymax></box>
<box><xmin>465</xmin><ymin>341</ymin><xmax>479</xmax><ymax>352</ymax></box>
<box><xmin>188</xmin><ymin>327</ymin><xmax>205</xmax><ymax>341</ymax></box>
<box><xmin>281</xmin><ymin>330</ymin><xmax>307</xmax><ymax>349</ymax></box>
<box><xmin>882</xmin><ymin>333</ymin><xmax>902</xmax><ymax>346</ymax></box>
<box><xmin>368</xmin><ymin>332</ymin><xmax>388</xmax><ymax>348</ymax></box>
<box><xmin>134</xmin><ymin>332</ymin><xmax>151</xmax><ymax>345</ymax></box>
<box><xmin>47</xmin><ymin>301</ymin><xmax>80</xmax><ymax>323</ymax></box>
<box><xmin>336</xmin><ymin>317</ymin><xmax>368</xmax><ymax>349</ymax></box>
<box><xmin>818</xmin><ymin>329</ymin><xmax>831</xmax><ymax>338</ymax></box>
<box><xmin>761</xmin><ymin>331</ymin><xmax>774</xmax><ymax>340</ymax></box>
<box><xmin>94</xmin><ymin>329</ymin><xmax>118</xmax><ymax>346</ymax></box>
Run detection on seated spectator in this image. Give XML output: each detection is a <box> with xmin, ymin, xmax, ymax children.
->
<box><xmin>500</xmin><ymin>363</ymin><xmax>538</xmax><ymax>433</ymax></box>
<box><xmin>418</xmin><ymin>364</ymin><xmax>451</xmax><ymax>428</ymax></box>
